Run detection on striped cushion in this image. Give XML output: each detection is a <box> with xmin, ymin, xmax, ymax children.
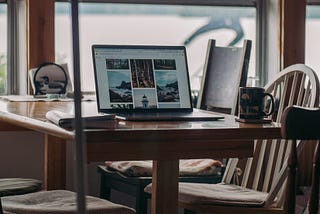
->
<box><xmin>105</xmin><ymin>159</ymin><xmax>222</xmax><ymax>177</ymax></box>
<box><xmin>0</xmin><ymin>178</ymin><xmax>42</xmax><ymax>197</ymax></box>
<box><xmin>2</xmin><ymin>190</ymin><xmax>135</xmax><ymax>214</ymax></box>
<box><xmin>145</xmin><ymin>182</ymin><xmax>270</xmax><ymax>207</ymax></box>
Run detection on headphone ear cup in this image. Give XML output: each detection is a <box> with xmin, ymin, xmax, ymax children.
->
<box><xmin>33</xmin><ymin>62</ymin><xmax>68</xmax><ymax>95</ymax></box>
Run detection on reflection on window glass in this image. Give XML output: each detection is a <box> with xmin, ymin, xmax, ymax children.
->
<box><xmin>0</xmin><ymin>4</ymin><xmax>7</xmax><ymax>94</ymax></box>
<box><xmin>55</xmin><ymin>3</ymin><xmax>256</xmax><ymax>91</ymax></box>
<box><xmin>306</xmin><ymin>5</ymin><xmax>320</xmax><ymax>78</ymax></box>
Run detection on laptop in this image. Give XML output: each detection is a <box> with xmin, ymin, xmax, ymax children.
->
<box><xmin>92</xmin><ymin>44</ymin><xmax>224</xmax><ymax>121</ymax></box>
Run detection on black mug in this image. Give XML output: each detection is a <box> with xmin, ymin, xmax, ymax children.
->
<box><xmin>238</xmin><ymin>87</ymin><xmax>275</xmax><ymax>120</ymax></box>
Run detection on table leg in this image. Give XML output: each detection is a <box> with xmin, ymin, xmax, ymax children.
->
<box><xmin>44</xmin><ymin>134</ymin><xmax>66</xmax><ymax>190</ymax></box>
<box><xmin>152</xmin><ymin>159</ymin><xmax>179</xmax><ymax>214</ymax></box>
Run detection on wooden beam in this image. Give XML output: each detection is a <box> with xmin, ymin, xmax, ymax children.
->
<box><xmin>279</xmin><ymin>0</ymin><xmax>306</xmax><ymax>69</ymax></box>
<box><xmin>26</xmin><ymin>0</ymin><xmax>55</xmax><ymax>70</ymax></box>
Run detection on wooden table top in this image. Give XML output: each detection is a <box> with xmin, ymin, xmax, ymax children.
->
<box><xmin>0</xmin><ymin>99</ymin><xmax>281</xmax><ymax>161</ymax></box>
<box><xmin>0</xmin><ymin>99</ymin><xmax>281</xmax><ymax>136</ymax></box>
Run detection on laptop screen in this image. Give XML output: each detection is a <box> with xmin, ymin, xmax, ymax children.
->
<box><xmin>92</xmin><ymin>45</ymin><xmax>193</xmax><ymax>113</ymax></box>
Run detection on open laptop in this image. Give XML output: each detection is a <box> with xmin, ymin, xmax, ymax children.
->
<box><xmin>92</xmin><ymin>44</ymin><xmax>224</xmax><ymax>121</ymax></box>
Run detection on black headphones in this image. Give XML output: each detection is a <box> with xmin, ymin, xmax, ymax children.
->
<box><xmin>33</xmin><ymin>62</ymin><xmax>68</xmax><ymax>95</ymax></box>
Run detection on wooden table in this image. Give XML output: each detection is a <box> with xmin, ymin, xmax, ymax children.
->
<box><xmin>0</xmin><ymin>99</ymin><xmax>281</xmax><ymax>214</ymax></box>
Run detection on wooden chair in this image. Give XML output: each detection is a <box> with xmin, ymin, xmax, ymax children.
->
<box><xmin>97</xmin><ymin>39</ymin><xmax>252</xmax><ymax>214</ymax></box>
<box><xmin>145</xmin><ymin>64</ymin><xmax>320</xmax><ymax>214</ymax></box>
<box><xmin>281</xmin><ymin>106</ymin><xmax>320</xmax><ymax>214</ymax></box>
<box><xmin>197</xmin><ymin>39</ymin><xmax>252</xmax><ymax>115</ymax></box>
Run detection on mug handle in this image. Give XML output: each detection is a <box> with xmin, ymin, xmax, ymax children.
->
<box><xmin>263</xmin><ymin>93</ymin><xmax>275</xmax><ymax>116</ymax></box>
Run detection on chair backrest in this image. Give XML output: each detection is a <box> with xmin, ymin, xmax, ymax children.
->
<box><xmin>222</xmin><ymin>64</ymin><xmax>320</xmax><ymax>209</ymax></box>
<box><xmin>197</xmin><ymin>39</ymin><xmax>252</xmax><ymax>115</ymax></box>
<box><xmin>281</xmin><ymin>106</ymin><xmax>320</xmax><ymax>214</ymax></box>
<box><xmin>281</xmin><ymin>106</ymin><xmax>320</xmax><ymax>140</ymax></box>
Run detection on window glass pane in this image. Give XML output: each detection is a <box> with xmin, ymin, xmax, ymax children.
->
<box><xmin>0</xmin><ymin>4</ymin><xmax>7</xmax><ymax>94</ymax></box>
<box><xmin>306</xmin><ymin>5</ymin><xmax>320</xmax><ymax>77</ymax></box>
<box><xmin>55</xmin><ymin>3</ymin><xmax>256</xmax><ymax>91</ymax></box>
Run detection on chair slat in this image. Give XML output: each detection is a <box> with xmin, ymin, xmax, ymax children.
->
<box><xmin>252</xmin><ymin>140</ymin><xmax>267</xmax><ymax>190</ymax></box>
<box><xmin>266</xmin><ymin>82</ymin><xmax>279</xmax><ymax>121</ymax></box>
<box><xmin>303</xmin><ymin>80</ymin><xmax>312</xmax><ymax>106</ymax></box>
<box><xmin>241</xmin><ymin>157</ymin><xmax>253</xmax><ymax>187</ymax></box>
<box><xmin>267</xmin><ymin>140</ymin><xmax>306</xmax><ymax>207</ymax></box>
<box><xmin>296</xmin><ymin>73</ymin><xmax>306</xmax><ymax>106</ymax></box>
<box><xmin>270</xmin><ymin>140</ymin><xmax>286</xmax><ymax>188</ymax></box>
<box><xmin>263</xmin><ymin>140</ymin><xmax>277</xmax><ymax>192</ymax></box>
<box><xmin>276</xmin><ymin>75</ymin><xmax>289</xmax><ymax>123</ymax></box>
<box><xmin>266</xmin><ymin>165</ymin><xmax>288</xmax><ymax>207</ymax></box>
<box><xmin>287</xmin><ymin>72</ymin><xmax>299</xmax><ymax>106</ymax></box>
<box><xmin>241</xmin><ymin>140</ymin><xmax>263</xmax><ymax>188</ymax></box>
<box><xmin>222</xmin><ymin>159</ymin><xmax>239</xmax><ymax>184</ymax></box>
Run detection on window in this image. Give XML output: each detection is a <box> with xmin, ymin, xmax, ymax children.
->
<box><xmin>55</xmin><ymin>2</ymin><xmax>256</xmax><ymax>92</ymax></box>
<box><xmin>0</xmin><ymin>3</ymin><xmax>7</xmax><ymax>94</ymax></box>
<box><xmin>306</xmin><ymin>4</ymin><xmax>320</xmax><ymax>78</ymax></box>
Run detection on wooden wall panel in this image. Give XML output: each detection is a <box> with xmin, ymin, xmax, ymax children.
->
<box><xmin>27</xmin><ymin>0</ymin><xmax>55</xmax><ymax>69</ymax></box>
<box><xmin>279</xmin><ymin>0</ymin><xmax>306</xmax><ymax>69</ymax></box>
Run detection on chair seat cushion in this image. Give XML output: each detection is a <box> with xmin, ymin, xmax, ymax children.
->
<box><xmin>145</xmin><ymin>182</ymin><xmax>269</xmax><ymax>207</ymax></box>
<box><xmin>2</xmin><ymin>190</ymin><xmax>135</xmax><ymax>214</ymax></box>
<box><xmin>105</xmin><ymin>159</ymin><xmax>222</xmax><ymax>177</ymax></box>
<box><xmin>0</xmin><ymin>178</ymin><xmax>42</xmax><ymax>197</ymax></box>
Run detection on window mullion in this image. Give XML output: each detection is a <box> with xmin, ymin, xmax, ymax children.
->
<box><xmin>7</xmin><ymin>0</ymin><xmax>28</xmax><ymax>95</ymax></box>
<box><xmin>7</xmin><ymin>0</ymin><xmax>18</xmax><ymax>94</ymax></box>
<box><xmin>255</xmin><ymin>0</ymin><xmax>267</xmax><ymax>86</ymax></box>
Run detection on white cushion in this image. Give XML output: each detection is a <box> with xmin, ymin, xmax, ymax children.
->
<box><xmin>2</xmin><ymin>190</ymin><xmax>135</xmax><ymax>214</ymax></box>
<box><xmin>105</xmin><ymin>159</ymin><xmax>222</xmax><ymax>177</ymax></box>
<box><xmin>145</xmin><ymin>182</ymin><xmax>270</xmax><ymax>207</ymax></box>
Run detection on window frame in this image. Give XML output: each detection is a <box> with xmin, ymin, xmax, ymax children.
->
<box><xmin>5</xmin><ymin>0</ymin><xmax>27</xmax><ymax>94</ymax></box>
<box><xmin>0</xmin><ymin>0</ymin><xmax>8</xmax><ymax>94</ymax></box>
<box><xmin>7</xmin><ymin>0</ymin><xmax>17</xmax><ymax>94</ymax></box>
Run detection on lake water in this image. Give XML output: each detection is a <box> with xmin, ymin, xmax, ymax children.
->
<box><xmin>54</xmin><ymin>14</ymin><xmax>256</xmax><ymax>91</ymax></box>
<box><xmin>1</xmin><ymin>14</ymin><xmax>320</xmax><ymax>91</ymax></box>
